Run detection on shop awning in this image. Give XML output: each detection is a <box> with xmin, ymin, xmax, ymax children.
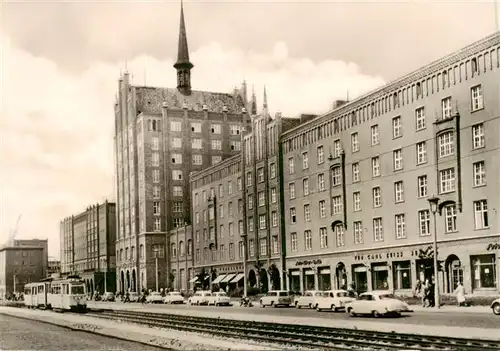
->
<box><xmin>189</xmin><ymin>277</ymin><xmax>199</xmax><ymax>283</ymax></box>
<box><xmin>220</xmin><ymin>273</ymin><xmax>236</xmax><ymax>284</ymax></box>
<box><xmin>230</xmin><ymin>273</ymin><xmax>245</xmax><ymax>283</ymax></box>
<box><xmin>211</xmin><ymin>274</ymin><xmax>227</xmax><ymax>285</ymax></box>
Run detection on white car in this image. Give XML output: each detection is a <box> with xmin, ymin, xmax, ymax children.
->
<box><xmin>163</xmin><ymin>291</ymin><xmax>185</xmax><ymax>304</ymax></box>
<box><xmin>146</xmin><ymin>292</ymin><xmax>164</xmax><ymax>304</ymax></box>
<box><xmin>188</xmin><ymin>291</ymin><xmax>212</xmax><ymax>305</ymax></box>
<box><xmin>316</xmin><ymin>290</ymin><xmax>356</xmax><ymax>312</ymax></box>
<box><xmin>207</xmin><ymin>292</ymin><xmax>231</xmax><ymax>306</ymax></box>
<box><xmin>260</xmin><ymin>290</ymin><xmax>292</xmax><ymax>308</ymax></box>
<box><xmin>294</xmin><ymin>290</ymin><xmax>324</xmax><ymax>309</ymax></box>
<box><xmin>345</xmin><ymin>291</ymin><xmax>412</xmax><ymax>317</ymax></box>
<box><xmin>491</xmin><ymin>298</ymin><xmax>500</xmax><ymax>315</ymax></box>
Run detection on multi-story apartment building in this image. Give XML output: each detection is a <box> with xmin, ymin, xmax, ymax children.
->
<box><xmin>60</xmin><ymin>201</ymin><xmax>117</xmax><ymax>294</ymax></box>
<box><xmin>114</xmin><ymin>3</ymin><xmax>251</xmax><ymax>292</ymax></box>
<box><xmin>190</xmin><ymin>101</ymin><xmax>307</xmax><ymax>293</ymax></box>
<box><xmin>281</xmin><ymin>32</ymin><xmax>500</xmax><ymax>296</ymax></box>
<box><xmin>11</xmin><ymin>239</ymin><xmax>48</xmax><ymax>277</ymax></box>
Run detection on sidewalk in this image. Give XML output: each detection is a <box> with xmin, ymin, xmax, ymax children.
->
<box><xmin>409</xmin><ymin>304</ymin><xmax>492</xmax><ymax>314</ymax></box>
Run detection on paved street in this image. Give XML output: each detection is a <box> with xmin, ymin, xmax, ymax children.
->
<box><xmin>0</xmin><ymin>313</ymin><xmax>167</xmax><ymax>350</ymax></box>
<box><xmin>89</xmin><ymin>301</ymin><xmax>500</xmax><ymax>330</ymax></box>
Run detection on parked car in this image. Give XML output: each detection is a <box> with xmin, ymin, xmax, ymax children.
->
<box><xmin>163</xmin><ymin>291</ymin><xmax>185</xmax><ymax>304</ymax></box>
<box><xmin>207</xmin><ymin>292</ymin><xmax>231</xmax><ymax>306</ymax></box>
<box><xmin>146</xmin><ymin>292</ymin><xmax>164</xmax><ymax>304</ymax></box>
<box><xmin>103</xmin><ymin>292</ymin><xmax>115</xmax><ymax>302</ymax></box>
<box><xmin>316</xmin><ymin>290</ymin><xmax>356</xmax><ymax>312</ymax></box>
<box><xmin>294</xmin><ymin>290</ymin><xmax>324</xmax><ymax>309</ymax></box>
<box><xmin>260</xmin><ymin>290</ymin><xmax>292</xmax><ymax>308</ymax></box>
<box><xmin>188</xmin><ymin>291</ymin><xmax>212</xmax><ymax>305</ymax></box>
<box><xmin>491</xmin><ymin>297</ymin><xmax>500</xmax><ymax>315</ymax></box>
<box><xmin>128</xmin><ymin>292</ymin><xmax>140</xmax><ymax>302</ymax></box>
<box><xmin>345</xmin><ymin>291</ymin><xmax>412</xmax><ymax>317</ymax></box>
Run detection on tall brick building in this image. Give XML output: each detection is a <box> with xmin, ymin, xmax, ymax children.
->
<box><xmin>114</xmin><ymin>2</ymin><xmax>251</xmax><ymax>292</ymax></box>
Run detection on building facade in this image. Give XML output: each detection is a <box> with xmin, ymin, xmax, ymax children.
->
<box><xmin>114</xmin><ymin>2</ymin><xmax>251</xmax><ymax>292</ymax></box>
<box><xmin>59</xmin><ymin>201</ymin><xmax>117</xmax><ymax>294</ymax></box>
<box><xmin>11</xmin><ymin>239</ymin><xmax>48</xmax><ymax>278</ymax></box>
<box><xmin>281</xmin><ymin>32</ymin><xmax>500</xmax><ymax>296</ymax></box>
<box><xmin>48</xmin><ymin>258</ymin><xmax>61</xmax><ymax>277</ymax></box>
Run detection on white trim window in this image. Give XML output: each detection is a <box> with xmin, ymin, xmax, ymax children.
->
<box><xmin>372</xmin><ymin>157</ymin><xmax>381</xmax><ymax>177</ymax></box>
<box><xmin>319</xmin><ymin>227</ymin><xmax>328</xmax><ymax>249</ymax></box>
<box><xmin>304</xmin><ymin>230</ymin><xmax>312</xmax><ymax>250</ymax></box>
<box><xmin>304</xmin><ymin>204</ymin><xmax>311</xmax><ymax>222</ymax></box>
<box><xmin>440</xmin><ymin>168</ymin><xmax>456</xmax><ymax>194</ymax></box>
<box><xmin>259</xmin><ymin>214</ymin><xmax>266</xmax><ymax>230</ymax></box>
<box><xmin>211</xmin><ymin>139</ymin><xmax>222</xmax><ymax>150</ymax></box>
<box><xmin>153</xmin><ymin>201</ymin><xmax>160</xmax><ymax>215</ymax></box>
<box><xmin>442</xmin><ymin>97</ymin><xmax>452</xmax><ymax>119</ymax></box>
<box><xmin>170</xmin><ymin>120</ymin><xmax>182</xmax><ymax>132</ymax></box>
<box><xmin>392</xmin><ymin>116</ymin><xmax>402</xmax><ymax>138</ymax></box>
<box><xmin>317</xmin><ymin>145</ymin><xmax>324</xmax><ymax>164</ymax></box>
<box><xmin>371</xmin><ymin>125</ymin><xmax>380</xmax><ymax>145</ymax></box>
<box><xmin>372</xmin><ymin>187</ymin><xmax>381</xmax><ymax>207</ymax></box>
<box><xmin>416</xmin><ymin>141</ymin><xmax>427</xmax><ymax>164</ymax></box>
<box><xmin>352</xmin><ymin>163</ymin><xmax>360</xmax><ymax>183</ymax></box>
<box><xmin>303</xmin><ymin>178</ymin><xmax>309</xmax><ymax>196</ymax></box>
<box><xmin>290</xmin><ymin>207</ymin><xmax>296</xmax><ymax>224</ymax></box>
<box><xmin>444</xmin><ymin>204</ymin><xmax>457</xmax><ymax>233</ymax></box>
<box><xmin>271</xmin><ymin>188</ymin><xmax>277</xmax><ymax>203</ymax></box>
<box><xmin>291</xmin><ymin>233</ymin><xmax>298</xmax><ymax>252</ymax></box>
<box><xmin>415</xmin><ymin>107</ymin><xmax>426</xmax><ymax>131</ymax></box>
<box><xmin>395</xmin><ymin>214</ymin><xmax>406</xmax><ymax>239</ymax></box>
<box><xmin>474</xmin><ymin>200</ymin><xmax>488</xmax><ymax>229</ymax></box>
<box><xmin>418</xmin><ymin>210</ymin><xmax>431</xmax><ymax>236</ymax></box>
<box><xmin>438</xmin><ymin>132</ymin><xmax>454</xmax><ymax>157</ymax></box>
<box><xmin>258</xmin><ymin>191</ymin><xmax>265</xmax><ymax>207</ymax></box>
<box><xmin>373</xmin><ymin>217</ymin><xmax>384</xmax><ymax>242</ymax></box>
<box><xmin>393</xmin><ymin>149</ymin><xmax>403</xmax><ymax>171</ymax></box>
<box><xmin>191</xmin><ymin>138</ymin><xmax>202</xmax><ymax>150</ymax></box>
<box><xmin>353</xmin><ymin>221</ymin><xmax>363</xmax><ymax>244</ymax></box>
<box><xmin>417</xmin><ymin>175</ymin><xmax>428</xmax><ymax>198</ymax></box>
<box><xmin>394</xmin><ymin>181</ymin><xmax>404</xmax><ymax>203</ymax></box>
<box><xmin>331</xmin><ymin>166</ymin><xmax>342</xmax><ymax>186</ymax></box>
<box><xmin>335</xmin><ymin>224</ymin><xmax>345</xmax><ymax>247</ymax></box>
<box><xmin>353</xmin><ymin>192</ymin><xmax>361</xmax><ymax>212</ymax></box>
<box><xmin>332</xmin><ymin>195</ymin><xmax>342</xmax><ymax>214</ymax></box>
<box><xmin>302</xmin><ymin>152</ymin><xmax>309</xmax><ymax>170</ymax></box>
<box><xmin>154</xmin><ymin>218</ymin><xmax>161</xmax><ymax>232</ymax></box>
<box><xmin>288</xmin><ymin>157</ymin><xmax>295</xmax><ymax>174</ymax></box>
<box><xmin>471</xmin><ymin>85</ymin><xmax>484</xmax><ymax>111</ymax></box>
<box><xmin>472</xmin><ymin>123</ymin><xmax>485</xmax><ymax>149</ymax></box>
<box><xmin>289</xmin><ymin>183</ymin><xmax>296</xmax><ymax>199</ymax></box>
<box><xmin>351</xmin><ymin>133</ymin><xmax>359</xmax><ymax>152</ymax></box>
<box><xmin>473</xmin><ymin>161</ymin><xmax>486</xmax><ymax>187</ymax></box>
<box><xmin>333</xmin><ymin>140</ymin><xmax>342</xmax><ymax>158</ymax></box>
<box><xmin>272</xmin><ymin>211</ymin><xmax>278</xmax><ymax>227</ymax></box>
<box><xmin>319</xmin><ymin>200</ymin><xmax>326</xmax><ymax>218</ymax></box>
<box><xmin>318</xmin><ymin>173</ymin><xmax>326</xmax><ymax>191</ymax></box>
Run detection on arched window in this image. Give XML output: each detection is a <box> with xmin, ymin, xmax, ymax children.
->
<box><xmin>179</xmin><ymin>241</ymin><xmax>185</xmax><ymax>256</ymax></box>
<box><xmin>171</xmin><ymin>243</ymin><xmax>177</xmax><ymax>257</ymax></box>
<box><xmin>139</xmin><ymin>244</ymin><xmax>144</xmax><ymax>259</ymax></box>
<box><xmin>187</xmin><ymin>239</ymin><xmax>193</xmax><ymax>256</ymax></box>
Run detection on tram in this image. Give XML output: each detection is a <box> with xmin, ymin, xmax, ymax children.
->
<box><xmin>24</xmin><ymin>281</ymin><xmax>51</xmax><ymax>309</ymax></box>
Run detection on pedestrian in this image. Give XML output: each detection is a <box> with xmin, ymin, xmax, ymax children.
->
<box><xmin>414</xmin><ymin>279</ymin><xmax>424</xmax><ymax>306</ymax></box>
<box><xmin>453</xmin><ymin>282</ymin><xmax>466</xmax><ymax>306</ymax></box>
<box><xmin>423</xmin><ymin>279</ymin><xmax>430</xmax><ymax>307</ymax></box>
<box><xmin>427</xmin><ymin>280</ymin><xmax>435</xmax><ymax>307</ymax></box>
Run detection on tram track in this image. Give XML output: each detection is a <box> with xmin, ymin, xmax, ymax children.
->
<box><xmin>86</xmin><ymin>309</ymin><xmax>500</xmax><ymax>351</ymax></box>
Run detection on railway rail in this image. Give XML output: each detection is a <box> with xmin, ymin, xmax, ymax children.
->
<box><xmin>86</xmin><ymin>309</ymin><xmax>500</xmax><ymax>351</ymax></box>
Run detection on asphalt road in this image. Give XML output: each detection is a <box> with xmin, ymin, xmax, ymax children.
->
<box><xmin>0</xmin><ymin>313</ymin><xmax>167</xmax><ymax>350</ymax></box>
<box><xmin>92</xmin><ymin>301</ymin><xmax>500</xmax><ymax>330</ymax></box>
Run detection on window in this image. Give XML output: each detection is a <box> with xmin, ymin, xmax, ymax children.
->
<box><xmin>335</xmin><ymin>224</ymin><xmax>345</xmax><ymax>247</ymax></box>
<box><xmin>272</xmin><ymin>236</ymin><xmax>279</xmax><ymax>254</ymax></box>
<box><xmin>271</xmin><ymin>188</ymin><xmax>277</xmax><ymax>203</ymax></box>
<box><xmin>372</xmin><ymin>187</ymin><xmax>381</xmax><ymax>207</ymax></box>
<box><xmin>318</xmin><ymin>173</ymin><xmax>325</xmax><ymax>191</ymax></box>
<box><xmin>372</xmin><ymin>157</ymin><xmax>380</xmax><ymax>177</ymax></box>
<box><xmin>472</xmin><ymin>123</ymin><xmax>485</xmax><ymax>149</ymax></box>
<box><xmin>171</xmin><ymin>153</ymin><xmax>182</xmax><ymax>165</ymax></box>
<box><xmin>228</xmin><ymin>180</ymin><xmax>233</xmax><ymax>194</ymax></box>
<box><xmin>444</xmin><ymin>204</ymin><xmax>457</xmax><ymax>233</ymax></box>
<box><xmin>290</xmin><ymin>207</ymin><xmax>296</xmax><ymax>224</ymax></box>
<box><xmin>237</xmin><ymin>199</ymin><xmax>242</xmax><ymax>214</ymax></box>
<box><xmin>471</xmin><ymin>254</ymin><xmax>496</xmax><ymax>289</ymax></box>
<box><xmin>270</xmin><ymin>163</ymin><xmax>276</xmax><ymax>179</ymax></box>
<box><xmin>395</xmin><ymin>214</ymin><xmax>406</xmax><ymax>239</ymax></box>
<box><xmin>442</xmin><ymin>97</ymin><xmax>452</xmax><ymax>119</ymax></box>
<box><xmin>218</xmin><ymin>184</ymin><xmax>224</xmax><ymax>198</ymax></box>
<box><xmin>211</xmin><ymin>123</ymin><xmax>222</xmax><ymax>134</ymax></box>
<box><xmin>272</xmin><ymin>211</ymin><xmax>278</xmax><ymax>227</ymax></box>
<box><xmin>393</xmin><ymin>149</ymin><xmax>403</xmax><ymax>170</ymax></box>
<box><xmin>317</xmin><ymin>145</ymin><xmax>324</xmax><ymax>164</ymax></box>
<box><xmin>212</xmin><ymin>156</ymin><xmax>222</xmax><ymax>165</ymax></box>
<box><xmin>172</xmin><ymin>170</ymin><xmax>183</xmax><ymax>180</ymax></box>
<box><xmin>319</xmin><ymin>200</ymin><xmax>326</xmax><ymax>218</ymax></box>
<box><xmin>171</xmin><ymin>243</ymin><xmax>177</xmax><ymax>257</ymax></box>
<box><xmin>473</xmin><ymin>161</ymin><xmax>486</xmax><ymax>186</ymax></box>
<box><xmin>416</xmin><ymin>141</ymin><xmax>427</xmax><ymax>164</ymax></box>
<box><xmin>257</xmin><ymin>168</ymin><xmax>264</xmax><ymax>183</ymax></box>
<box><xmin>191</xmin><ymin>138</ymin><xmax>202</xmax><ymax>149</ymax></box>
<box><xmin>258</xmin><ymin>191</ymin><xmax>265</xmax><ymax>207</ymax></box>
<box><xmin>230</xmin><ymin>140</ymin><xmax>241</xmax><ymax>151</ymax></box>
<box><xmin>153</xmin><ymin>186</ymin><xmax>161</xmax><ymax>199</ymax></box>
<box><xmin>259</xmin><ymin>214</ymin><xmax>266</xmax><ymax>229</ymax></box>
<box><xmin>417</xmin><ymin>175</ymin><xmax>428</xmax><ymax>198</ymax></box>
<box><xmin>171</xmin><ymin>137</ymin><xmax>182</xmax><ymax>148</ymax></box>
<box><xmin>153</xmin><ymin>201</ymin><xmax>161</xmax><ymax>215</ymax></box>
<box><xmin>288</xmin><ymin>157</ymin><xmax>295</xmax><ymax>174</ymax></box>
<box><xmin>304</xmin><ymin>230</ymin><xmax>312</xmax><ymax>250</ymax></box>
<box><xmin>289</xmin><ymin>183</ymin><xmax>296</xmax><ymax>199</ymax></box>
<box><xmin>353</xmin><ymin>221</ymin><xmax>363</xmax><ymax>244</ymax></box>
<box><xmin>351</xmin><ymin>133</ymin><xmax>359</xmax><ymax>152</ymax></box>
<box><xmin>418</xmin><ymin>210</ymin><xmax>431</xmax><ymax>236</ymax></box>
<box><xmin>471</xmin><ymin>85</ymin><xmax>484</xmax><ymax>111</ymax></box>
<box><xmin>151</xmin><ymin>136</ymin><xmax>159</xmax><ymax>150</ymax></box>
<box><xmin>154</xmin><ymin>218</ymin><xmax>161</xmax><ymax>232</ymax></box>
<box><xmin>373</xmin><ymin>217</ymin><xmax>384</xmax><ymax>242</ymax></box>
<box><xmin>333</xmin><ymin>139</ymin><xmax>342</xmax><ymax>157</ymax></box>
<box><xmin>259</xmin><ymin>238</ymin><xmax>267</xmax><ymax>256</ymax></box>
<box><xmin>191</xmin><ymin>122</ymin><xmax>201</xmax><ymax>133</ymax></box>
<box><xmin>438</xmin><ymin>132</ymin><xmax>455</xmax><ymax>157</ymax></box>
<box><xmin>211</xmin><ymin>139</ymin><xmax>222</xmax><ymax>150</ymax></box>
<box><xmin>195</xmin><ymin>212</ymin><xmax>200</xmax><ymax>224</ymax></box>
<box><xmin>303</xmin><ymin>178</ymin><xmax>309</xmax><ymax>196</ymax></box>
<box><xmin>332</xmin><ymin>196</ymin><xmax>342</xmax><ymax>214</ymax></box>
<box><xmin>352</xmin><ymin>163</ymin><xmax>360</xmax><ymax>182</ymax></box>
<box><xmin>352</xmin><ymin>191</ymin><xmax>361</xmax><ymax>212</ymax></box>
<box><xmin>474</xmin><ymin>200</ymin><xmax>488</xmax><ymax>229</ymax></box>
<box><xmin>192</xmin><ymin>154</ymin><xmax>202</xmax><ymax>165</ymax></box>
<box><xmin>248</xmin><ymin>195</ymin><xmax>253</xmax><ymax>209</ymax></box>
<box><xmin>371</xmin><ymin>125</ymin><xmax>380</xmax><ymax>145</ymax></box>
<box><xmin>237</xmin><ymin>177</ymin><xmax>242</xmax><ymax>191</ymax></box>
<box><xmin>392</xmin><ymin>116</ymin><xmax>402</xmax><ymax>138</ymax></box>
<box><xmin>152</xmin><ymin>152</ymin><xmax>160</xmax><ymax>167</ymax></box>
<box><xmin>238</xmin><ymin>241</ymin><xmax>243</xmax><ymax>258</ymax></box>
<box><xmin>208</xmin><ymin>207</ymin><xmax>215</xmax><ymax>220</ymax></box>
<box><xmin>393</xmin><ymin>261</ymin><xmax>411</xmax><ymax>290</ymax></box>
<box><xmin>394</xmin><ymin>181</ymin><xmax>404</xmax><ymax>203</ymax></box>
<box><xmin>291</xmin><ymin>232</ymin><xmax>298</xmax><ymax>252</ymax></box>
<box><xmin>170</xmin><ymin>120</ymin><xmax>182</xmax><ymax>132</ymax></box>
<box><xmin>229</xmin><ymin>222</ymin><xmax>234</xmax><ymax>236</ymax></box>
<box><xmin>246</xmin><ymin>172</ymin><xmax>252</xmax><ymax>187</ymax></box>
<box><xmin>320</xmin><ymin>227</ymin><xmax>328</xmax><ymax>248</ymax></box>
<box><xmin>219</xmin><ymin>224</ymin><xmax>224</xmax><ymax>238</ymax></box>
<box><xmin>302</xmin><ymin>152</ymin><xmax>309</xmax><ymax>169</ymax></box>
<box><xmin>229</xmin><ymin>124</ymin><xmax>240</xmax><ymax>135</ymax></box>
<box><xmin>440</xmin><ymin>168</ymin><xmax>455</xmax><ymax>193</ymax></box>
<box><xmin>331</xmin><ymin>166</ymin><xmax>341</xmax><ymax>186</ymax></box>
<box><xmin>304</xmin><ymin>204</ymin><xmax>311</xmax><ymax>222</ymax></box>
<box><xmin>173</xmin><ymin>202</ymin><xmax>183</xmax><ymax>212</ymax></box>
<box><xmin>153</xmin><ymin>169</ymin><xmax>160</xmax><ymax>183</ymax></box>
<box><xmin>415</xmin><ymin>107</ymin><xmax>426</xmax><ymax>131</ymax></box>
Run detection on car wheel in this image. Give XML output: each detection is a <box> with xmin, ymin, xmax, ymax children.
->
<box><xmin>493</xmin><ymin>303</ymin><xmax>500</xmax><ymax>315</ymax></box>
<box><xmin>372</xmin><ymin>310</ymin><xmax>382</xmax><ymax>318</ymax></box>
<box><xmin>348</xmin><ymin>308</ymin><xmax>356</xmax><ymax>317</ymax></box>
<box><xmin>331</xmin><ymin>305</ymin><xmax>337</xmax><ymax>312</ymax></box>
<box><xmin>316</xmin><ymin>305</ymin><xmax>322</xmax><ymax>312</ymax></box>
<box><xmin>314</xmin><ymin>304</ymin><xmax>318</xmax><ymax>309</ymax></box>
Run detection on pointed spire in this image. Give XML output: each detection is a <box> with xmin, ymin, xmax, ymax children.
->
<box><xmin>251</xmin><ymin>85</ymin><xmax>257</xmax><ymax>115</ymax></box>
<box><xmin>263</xmin><ymin>85</ymin><xmax>268</xmax><ymax>109</ymax></box>
<box><xmin>174</xmin><ymin>0</ymin><xmax>194</xmax><ymax>95</ymax></box>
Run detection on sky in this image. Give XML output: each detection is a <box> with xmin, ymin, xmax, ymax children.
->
<box><xmin>0</xmin><ymin>0</ymin><xmax>498</xmax><ymax>258</ymax></box>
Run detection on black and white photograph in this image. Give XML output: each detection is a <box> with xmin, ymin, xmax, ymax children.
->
<box><xmin>1</xmin><ymin>0</ymin><xmax>500</xmax><ymax>350</ymax></box>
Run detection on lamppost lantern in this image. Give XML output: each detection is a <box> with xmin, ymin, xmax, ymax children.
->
<box><xmin>428</xmin><ymin>195</ymin><xmax>440</xmax><ymax>214</ymax></box>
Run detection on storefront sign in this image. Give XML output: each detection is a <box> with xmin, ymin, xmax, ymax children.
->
<box><xmin>487</xmin><ymin>243</ymin><xmax>500</xmax><ymax>251</ymax></box>
<box><xmin>295</xmin><ymin>259</ymin><xmax>322</xmax><ymax>267</ymax></box>
<box><xmin>354</xmin><ymin>251</ymin><xmax>404</xmax><ymax>261</ymax></box>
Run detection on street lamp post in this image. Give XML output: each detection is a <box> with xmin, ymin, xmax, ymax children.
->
<box><xmin>153</xmin><ymin>249</ymin><xmax>159</xmax><ymax>292</ymax></box>
<box><xmin>428</xmin><ymin>195</ymin><xmax>441</xmax><ymax>309</ymax></box>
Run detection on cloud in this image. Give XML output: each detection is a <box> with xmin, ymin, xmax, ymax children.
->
<box><xmin>0</xmin><ymin>31</ymin><xmax>385</xmax><ymax>258</ymax></box>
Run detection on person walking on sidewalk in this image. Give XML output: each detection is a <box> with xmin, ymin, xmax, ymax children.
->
<box><xmin>414</xmin><ymin>279</ymin><xmax>424</xmax><ymax>306</ymax></box>
<box><xmin>453</xmin><ymin>282</ymin><xmax>466</xmax><ymax>306</ymax></box>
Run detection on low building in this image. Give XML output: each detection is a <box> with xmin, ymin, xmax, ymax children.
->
<box><xmin>47</xmin><ymin>258</ymin><xmax>61</xmax><ymax>277</ymax></box>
